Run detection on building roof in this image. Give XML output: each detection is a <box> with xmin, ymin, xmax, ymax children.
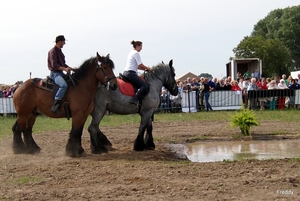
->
<box><xmin>176</xmin><ymin>72</ymin><xmax>199</xmax><ymax>82</ymax></box>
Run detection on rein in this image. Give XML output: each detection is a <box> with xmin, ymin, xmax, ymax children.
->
<box><xmin>71</xmin><ymin>60</ymin><xmax>115</xmax><ymax>89</ymax></box>
<box><xmin>148</xmin><ymin>69</ymin><xmax>176</xmax><ymax>91</ymax></box>
<box><xmin>96</xmin><ymin>61</ymin><xmax>116</xmax><ymax>87</ymax></box>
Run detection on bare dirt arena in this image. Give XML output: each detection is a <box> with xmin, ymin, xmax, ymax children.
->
<box><xmin>1</xmin><ymin>120</ymin><xmax>299</xmax><ymax>201</ymax></box>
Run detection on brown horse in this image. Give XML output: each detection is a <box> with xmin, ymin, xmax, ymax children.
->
<box><xmin>12</xmin><ymin>52</ymin><xmax>117</xmax><ymax>157</ymax></box>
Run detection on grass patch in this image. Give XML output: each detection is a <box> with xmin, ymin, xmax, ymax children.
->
<box><xmin>269</xmin><ymin>130</ymin><xmax>289</xmax><ymax>135</ymax></box>
<box><xmin>222</xmin><ymin>159</ymin><xmax>237</xmax><ymax>163</ymax></box>
<box><xmin>287</xmin><ymin>158</ymin><xmax>300</xmax><ymax>162</ymax></box>
<box><xmin>186</xmin><ymin>135</ymin><xmax>210</xmax><ymax>142</ymax></box>
<box><xmin>14</xmin><ymin>176</ymin><xmax>40</xmax><ymax>185</ymax></box>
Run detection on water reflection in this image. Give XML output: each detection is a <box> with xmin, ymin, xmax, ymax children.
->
<box><xmin>165</xmin><ymin>140</ymin><xmax>300</xmax><ymax>162</ymax></box>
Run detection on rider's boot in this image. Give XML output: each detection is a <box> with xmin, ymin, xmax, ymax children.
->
<box><xmin>130</xmin><ymin>88</ymin><xmax>146</xmax><ymax>106</ymax></box>
<box><xmin>50</xmin><ymin>99</ymin><xmax>62</xmax><ymax>113</ymax></box>
<box><xmin>130</xmin><ymin>96</ymin><xmax>139</xmax><ymax>105</ymax></box>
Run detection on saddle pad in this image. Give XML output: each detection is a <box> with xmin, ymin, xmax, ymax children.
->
<box><xmin>118</xmin><ymin>78</ymin><xmax>135</xmax><ymax>96</ymax></box>
<box><xmin>32</xmin><ymin>78</ymin><xmax>55</xmax><ymax>92</ymax></box>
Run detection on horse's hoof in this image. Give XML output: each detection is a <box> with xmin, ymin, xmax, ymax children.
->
<box><xmin>27</xmin><ymin>146</ymin><xmax>41</xmax><ymax>154</ymax></box>
<box><xmin>91</xmin><ymin>145</ymin><xmax>108</xmax><ymax>154</ymax></box>
<box><xmin>134</xmin><ymin>144</ymin><xmax>147</xmax><ymax>151</ymax></box>
<box><xmin>66</xmin><ymin>149</ymin><xmax>85</xmax><ymax>157</ymax></box>
<box><xmin>13</xmin><ymin>146</ymin><xmax>27</xmax><ymax>154</ymax></box>
<box><xmin>13</xmin><ymin>142</ymin><xmax>29</xmax><ymax>154</ymax></box>
<box><xmin>66</xmin><ymin>146</ymin><xmax>85</xmax><ymax>157</ymax></box>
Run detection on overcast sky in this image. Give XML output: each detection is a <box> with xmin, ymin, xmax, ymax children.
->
<box><xmin>0</xmin><ymin>0</ymin><xmax>299</xmax><ymax>85</ymax></box>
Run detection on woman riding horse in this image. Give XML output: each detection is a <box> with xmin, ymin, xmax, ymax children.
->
<box><xmin>88</xmin><ymin>60</ymin><xmax>178</xmax><ymax>154</ymax></box>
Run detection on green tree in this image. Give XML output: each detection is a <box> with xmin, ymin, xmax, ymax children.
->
<box><xmin>233</xmin><ymin>36</ymin><xmax>292</xmax><ymax>77</ymax></box>
<box><xmin>198</xmin><ymin>73</ymin><xmax>212</xmax><ymax>80</ymax></box>
<box><xmin>252</xmin><ymin>5</ymin><xmax>300</xmax><ymax>69</ymax></box>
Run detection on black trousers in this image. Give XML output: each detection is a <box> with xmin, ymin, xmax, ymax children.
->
<box><xmin>123</xmin><ymin>71</ymin><xmax>149</xmax><ymax>100</ymax></box>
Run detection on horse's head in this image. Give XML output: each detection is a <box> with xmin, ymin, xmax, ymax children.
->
<box><xmin>96</xmin><ymin>52</ymin><xmax>118</xmax><ymax>90</ymax></box>
<box><xmin>163</xmin><ymin>60</ymin><xmax>178</xmax><ymax>96</ymax></box>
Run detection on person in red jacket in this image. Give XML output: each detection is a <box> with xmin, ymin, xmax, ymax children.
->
<box><xmin>257</xmin><ymin>77</ymin><xmax>268</xmax><ymax>110</ymax></box>
<box><xmin>231</xmin><ymin>80</ymin><xmax>241</xmax><ymax>91</ymax></box>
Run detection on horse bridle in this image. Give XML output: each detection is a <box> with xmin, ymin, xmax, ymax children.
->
<box><xmin>148</xmin><ymin>70</ymin><xmax>177</xmax><ymax>92</ymax></box>
<box><xmin>96</xmin><ymin>60</ymin><xmax>116</xmax><ymax>86</ymax></box>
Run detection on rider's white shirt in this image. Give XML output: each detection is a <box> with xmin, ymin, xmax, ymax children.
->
<box><xmin>124</xmin><ymin>50</ymin><xmax>142</xmax><ymax>72</ymax></box>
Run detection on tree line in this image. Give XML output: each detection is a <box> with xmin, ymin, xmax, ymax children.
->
<box><xmin>232</xmin><ymin>5</ymin><xmax>300</xmax><ymax>78</ymax></box>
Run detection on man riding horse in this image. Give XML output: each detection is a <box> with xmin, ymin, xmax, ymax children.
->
<box><xmin>47</xmin><ymin>35</ymin><xmax>73</xmax><ymax>113</ymax></box>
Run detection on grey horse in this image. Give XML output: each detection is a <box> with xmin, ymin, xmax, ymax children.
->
<box><xmin>88</xmin><ymin>60</ymin><xmax>178</xmax><ymax>153</ymax></box>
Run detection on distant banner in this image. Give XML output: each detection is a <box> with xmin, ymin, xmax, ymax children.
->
<box><xmin>0</xmin><ymin>98</ymin><xmax>16</xmax><ymax>114</ymax></box>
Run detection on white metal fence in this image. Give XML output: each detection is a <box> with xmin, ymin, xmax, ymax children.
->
<box><xmin>0</xmin><ymin>98</ymin><xmax>15</xmax><ymax>115</ymax></box>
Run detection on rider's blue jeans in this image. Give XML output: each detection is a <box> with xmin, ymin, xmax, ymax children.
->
<box><xmin>50</xmin><ymin>71</ymin><xmax>68</xmax><ymax>100</ymax></box>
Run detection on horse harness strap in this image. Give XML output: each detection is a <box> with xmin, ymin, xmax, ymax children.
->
<box><xmin>97</xmin><ymin>61</ymin><xmax>116</xmax><ymax>86</ymax></box>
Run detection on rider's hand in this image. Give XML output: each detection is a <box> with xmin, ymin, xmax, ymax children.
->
<box><xmin>65</xmin><ymin>67</ymin><xmax>72</xmax><ymax>73</ymax></box>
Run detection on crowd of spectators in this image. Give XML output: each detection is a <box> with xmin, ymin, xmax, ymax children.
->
<box><xmin>158</xmin><ymin>70</ymin><xmax>300</xmax><ymax>112</ymax></box>
<box><xmin>0</xmin><ymin>82</ymin><xmax>20</xmax><ymax>98</ymax></box>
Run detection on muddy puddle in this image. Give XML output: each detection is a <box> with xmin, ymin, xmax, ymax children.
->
<box><xmin>165</xmin><ymin>139</ymin><xmax>300</xmax><ymax>162</ymax></box>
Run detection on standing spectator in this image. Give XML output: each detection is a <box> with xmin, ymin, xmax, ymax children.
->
<box><xmin>207</xmin><ymin>78</ymin><xmax>216</xmax><ymax>91</ymax></box>
<box><xmin>10</xmin><ymin>81</ymin><xmax>20</xmax><ymax>97</ymax></box>
<box><xmin>198</xmin><ymin>77</ymin><xmax>205</xmax><ymax>108</ymax></box>
<box><xmin>238</xmin><ymin>76</ymin><xmax>244</xmax><ymax>90</ymax></box>
<box><xmin>287</xmin><ymin>75</ymin><xmax>293</xmax><ymax>85</ymax></box>
<box><xmin>231</xmin><ymin>80</ymin><xmax>241</xmax><ymax>91</ymax></box>
<box><xmin>186</xmin><ymin>77</ymin><xmax>192</xmax><ymax>86</ymax></box>
<box><xmin>274</xmin><ymin>75</ymin><xmax>280</xmax><ymax>85</ymax></box>
<box><xmin>182</xmin><ymin>80</ymin><xmax>189</xmax><ymax>91</ymax></box>
<box><xmin>227</xmin><ymin>76</ymin><xmax>232</xmax><ymax>83</ymax></box>
<box><xmin>236</xmin><ymin>72</ymin><xmax>242</xmax><ymax>80</ymax></box>
<box><xmin>282</xmin><ymin>74</ymin><xmax>289</xmax><ymax>86</ymax></box>
<box><xmin>190</xmin><ymin>77</ymin><xmax>200</xmax><ymax>109</ymax></box>
<box><xmin>247</xmin><ymin>78</ymin><xmax>259</xmax><ymax>110</ymax></box>
<box><xmin>277</xmin><ymin>79</ymin><xmax>288</xmax><ymax>110</ymax></box>
<box><xmin>268</xmin><ymin>80</ymin><xmax>278</xmax><ymax>110</ymax></box>
<box><xmin>190</xmin><ymin>77</ymin><xmax>200</xmax><ymax>91</ymax></box>
<box><xmin>266</xmin><ymin>77</ymin><xmax>272</xmax><ymax>87</ymax></box>
<box><xmin>223</xmin><ymin>78</ymin><xmax>232</xmax><ymax>90</ymax></box>
<box><xmin>170</xmin><ymin>82</ymin><xmax>182</xmax><ymax>112</ymax></box>
<box><xmin>216</xmin><ymin>78</ymin><xmax>225</xmax><ymax>90</ymax></box>
<box><xmin>251</xmin><ymin>69</ymin><xmax>259</xmax><ymax>80</ymax></box>
<box><xmin>3</xmin><ymin>86</ymin><xmax>12</xmax><ymax>97</ymax></box>
<box><xmin>160</xmin><ymin>89</ymin><xmax>170</xmax><ymax>112</ymax></box>
<box><xmin>257</xmin><ymin>77</ymin><xmax>268</xmax><ymax>110</ymax></box>
<box><xmin>288</xmin><ymin>79</ymin><xmax>299</xmax><ymax>109</ymax></box>
<box><xmin>212</xmin><ymin>77</ymin><xmax>218</xmax><ymax>85</ymax></box>
<box><xmin>242</xmin><ymin>77</ymin><xmax>250</xmax><ymax>108</ymax></box>
<box><xmin>201</xmin><ymin>78</ymin><xmax>213</xmax><ymax>112</ymax></box>
<box><xmin>243</xmin><ymin>69</ymin><xmax>251</xmax><ymax>79</ymax></box>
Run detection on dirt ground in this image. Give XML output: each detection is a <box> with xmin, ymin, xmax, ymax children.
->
<box><xmin>1</xmin><ymin>120</ymin><xmax>300</xmax><ymax>201</ymax></box>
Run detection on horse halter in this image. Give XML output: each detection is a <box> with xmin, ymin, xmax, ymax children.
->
<box><xmin>164</xmin><ymin>77</ymin><xmax>177</xmax><ymax>92</ymax></box>
<box><xmin>149</xmin><ymin>70</ymin><xmax>177</xmax><ymax>92</ymax></box>
<box><xmin>97</xmin><ymin>60</ymin><xmax>116</xmax><ymax>86</ymax></box>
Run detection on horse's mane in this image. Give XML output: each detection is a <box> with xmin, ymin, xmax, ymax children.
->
<box><xmin>71</xmin><ymin>56</ymin><xmax>115</xmax><ymax>85</ymax></box>
<box><xmin>145</xmin><ymin>63</ymin><xmax>172</xmax><ymax>81</ymax></box>
<box><xmin>72</xmin><ymin>57</ymin><xmax>97</xmax><ymax>84</ymax></box>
